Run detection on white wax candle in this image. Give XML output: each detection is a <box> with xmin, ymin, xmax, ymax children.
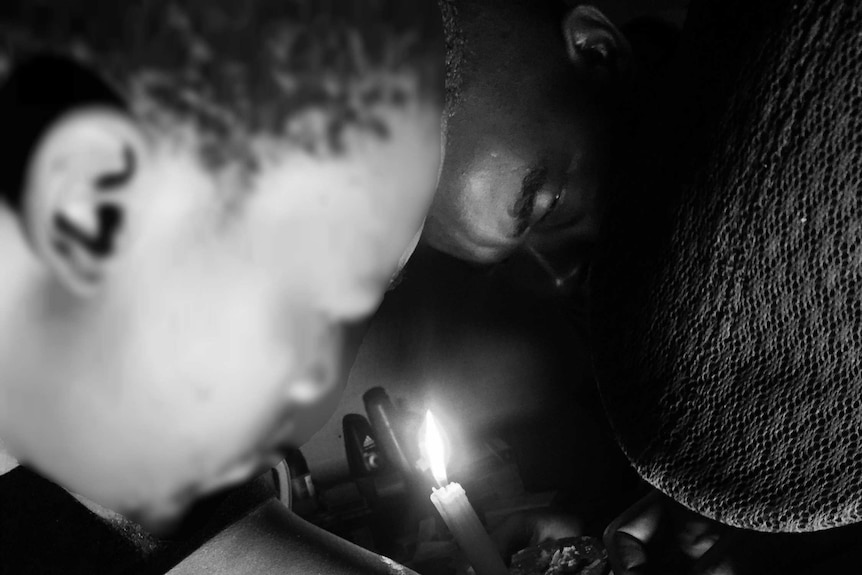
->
<box><xmin>430</xmin><ymin>482</ymin><xmax>508</xmax><ymax>575</ymax></box>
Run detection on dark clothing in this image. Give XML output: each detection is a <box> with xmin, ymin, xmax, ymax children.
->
<box><xmin>0</xmin><ymin>467</ymin><xmax>275</xmax><ymax>575</ymax></box>
<box><xmin>0</xmin><ymin>467</ymin><xmax>150</xmax><ymax>575</ymax></box>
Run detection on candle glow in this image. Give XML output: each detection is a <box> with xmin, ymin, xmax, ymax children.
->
<box><xmin>424</xmin><ymin>410</ymin><xmax>448</xmax><ymax>486</ymax></box>
<box><xmin>425</xmin><ymin>410</ymin><xmax>508</xmax><ymax>575</ymax></box>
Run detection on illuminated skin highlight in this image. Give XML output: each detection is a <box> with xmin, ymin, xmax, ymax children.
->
<box><xmin>0</xmin><ymin>96</ymin><xmax>441</xmax><ymax>527</ymax></box>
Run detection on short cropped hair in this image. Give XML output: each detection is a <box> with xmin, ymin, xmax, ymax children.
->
<box><xmin>0</xmin><ymin>0</ymin><xmax>443</xmax><ymax>207</ymax></box>
<box><xmin>438</xmin><ymin>0</ymin><xmax>568</xmax><ymax>118</ymax></box>
<box><xmin>438</xmin><ymin>0</ymin><xmax>464</xmax><ymax>116</ymax></box>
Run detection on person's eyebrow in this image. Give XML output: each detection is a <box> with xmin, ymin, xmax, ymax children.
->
<box><xmin>511</xmin><ymin>166</ymin><xmax>549</xmax><ymax>237</ymax></box>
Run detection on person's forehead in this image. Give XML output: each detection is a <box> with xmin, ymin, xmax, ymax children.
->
<box><xmin>446</xmin><ymin>40</ymin><xmax>585</xmax><ymax>160</ymax></box>
<box><xmin>154</xmin><ymin>110</ymin><xmax>439</xmax><ymax>309</ymax></box>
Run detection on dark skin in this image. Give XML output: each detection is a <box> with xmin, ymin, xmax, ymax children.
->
<box><xmin>426</xmin><ymin>0</ymin><xmax>627</xmax><ymax>272</ymax></box>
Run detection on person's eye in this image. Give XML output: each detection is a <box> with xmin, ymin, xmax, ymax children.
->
<box><xmin>529</xmin><ymin>187</ymin><xmax>563</xmax><ymax>227</ymax></box>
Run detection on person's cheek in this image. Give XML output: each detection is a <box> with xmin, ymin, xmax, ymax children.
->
<box><xmin>287</xmin><ymin>382</ymin><xmax>344</xmax><ymax>448</ymax></box>
<box><xmin>302</xmin><ymin>321</ymin><xmax>366</xmax><ymax>439</ymax></box>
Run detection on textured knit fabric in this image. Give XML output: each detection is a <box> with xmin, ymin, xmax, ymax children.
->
<box><xmin>591</xmin><ymin>0</ymin><xmax>862</xmax><ymax>532</ymax></box>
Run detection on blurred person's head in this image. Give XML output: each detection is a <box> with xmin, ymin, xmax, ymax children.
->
<box><xmin>0</xmin><ymin>0</ymin><xmax>443</xmax><ymax>528</ymax></box>
<box><xmin>426</xmin><ymin>0</ymin><xmax>633</xmax><ymax>284</ymax></box>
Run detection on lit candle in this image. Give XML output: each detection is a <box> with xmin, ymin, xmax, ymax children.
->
<box><xmin>424</xmin><ymin>411</ymin><xmax>508</xmax><ymax>575</ymax></box>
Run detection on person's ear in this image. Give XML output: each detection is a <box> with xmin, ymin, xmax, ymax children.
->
<box><xmin>22</xmin><ymin>107</ymin><xmax>146</xmax><ymax>297</ymax></box>
<box><xmin>562</xmin><ymin>5</ymin><xmax>632</xmax><ymax>78</ymax></box>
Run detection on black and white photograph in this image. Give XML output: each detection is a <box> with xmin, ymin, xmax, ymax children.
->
<box><xmin>0</xmin><ymin>0</ymin><xmax>860</xmax><ymax>573</ymax></box>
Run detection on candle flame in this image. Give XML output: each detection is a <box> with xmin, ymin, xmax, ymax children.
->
<box><xmin>424</xmin><ymin>410</ymin><xmax>448</xmax><ymax>486</ymax></box>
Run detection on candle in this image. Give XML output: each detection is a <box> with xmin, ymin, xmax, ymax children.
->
<box><xmin>424</xmin><ymin>411</ymin><xmax>508</xmax><ymax>575</ymax></box>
